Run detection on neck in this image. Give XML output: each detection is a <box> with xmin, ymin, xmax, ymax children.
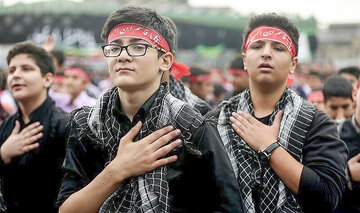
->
<box><xmin>18</xmin><ymin>91</ymin><xmax>47</xmax><ymax>124</ymax></box>
<box><xmin>249</xmin><ymin>82</ymin><xmax>286</xmax><ymax>118</ymax></box>
<box><xmin>118</xmin><ymin>83</ymin><xmax>161</xmax><ymax>122</ymax></box>
<box><xmin>70</xmin><ymin>91</ymin><xmax>82</xmax><ymax>104</ymax></box>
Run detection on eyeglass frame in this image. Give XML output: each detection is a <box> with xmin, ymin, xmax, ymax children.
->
<box><xmin>101</xmin><ymin>43</ymin><xmax>166</xmax><ymax>57</ymax></box>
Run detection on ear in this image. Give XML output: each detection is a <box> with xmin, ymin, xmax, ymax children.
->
<box><xmin>352</xmin><ymin>87</ymin><xmax>357</xmax><ymax>101</ymax></box>
<box><xmin>242</xmin><ymin>52</ymin><xmax>247</xmax><ymax>70</ymax></box>
<box><xmin>159</xmin><ymin>52</ymin><xmax>174</xmax><ymax>72</ymax></box>
<box><xmin>43</xmin><ymin>72</ymin><xmax>54</xmax><ymax>89</ymax></box>
<box><xmin>290</xmin><ymin>57</ymin><xmax>298</xmax><ymax>74</ymax></box>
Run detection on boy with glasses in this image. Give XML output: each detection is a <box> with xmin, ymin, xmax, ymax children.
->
<box><xmin>57</xmin><ymin>6</ymin><xmax>242</xmax><ymax>213</ymax></box>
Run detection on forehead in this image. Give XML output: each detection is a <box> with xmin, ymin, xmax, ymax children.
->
<box><xmin>326</xmin><ymin>96</ymin><xmax>353</xmax><ymax>105</ymax></box>
<box><xmin>9</xmin><ymin>53</ymin><xmax>37</xmax><ymax>66</ymax></box>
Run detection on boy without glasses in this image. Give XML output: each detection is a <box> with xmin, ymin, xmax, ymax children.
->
<box><xmin>208</xmin><ymin>13</ymin><xmax>348</xmax><ymax>212</ymax></box>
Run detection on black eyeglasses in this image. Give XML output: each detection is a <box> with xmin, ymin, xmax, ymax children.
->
<box><xmin>101</xmin><ymin>43</ymin><xmax>166</xmax><ymax>57</ymax></box>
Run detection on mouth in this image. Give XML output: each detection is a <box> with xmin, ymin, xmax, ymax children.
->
<box><xmin>116</xmin><ymin>67</ymin><xmax>134</xmax><ymax>72</ymax></box>
<box><xmin>11</xmin><ymin>84</ymin><xmax>25</xmax><ymax>90</ymax></box>
<box><xmin>258</xmin><ymin>63</ymin><xmax>273</xmax><ymax>72</ymax></box>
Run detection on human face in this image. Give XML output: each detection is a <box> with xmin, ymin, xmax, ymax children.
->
<box><xmin>63</xmin><ymin>73</ymin><xmax>87</xmax><ymax>98</ymax></box>
<box><xmin>106</xmin><ymin>38</ymin><xmax>173</xmax><ymax>92</ymax></box>
<box><xmin>190</xmin><ymin>81</ymin><xmax>214</xmax><ymax>100</ymax></box>
<box><xmin>7</xmin><ymin>54</ymin><xmax>52</xmax><ymax>102</ymax></box>
<box><xmin>229</xmin><ymin>73</ymin><xmax>249</xmax><ymax>94</ymax></box>
<box><xmin>340</xmin><ymin>73</ymin><xmax>358</xmax><ymax>89</ymax></box>
<box><xmin>325</xmin><ymin>96</ymin><xmax>354</xmax><ymax>121</ymax></box>
<box><xmin>242</xmin><ymin>40</ymin><xmax>297</xmax><ymax>89</ymax></box>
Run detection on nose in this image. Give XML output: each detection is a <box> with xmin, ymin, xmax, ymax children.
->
<box><xmin>10</xmin><ymin>68</ymin><xmax>21</xmax><ymax>78</ymax></box>
<box><xmin>261</xmin><ymin>43</ymin><xmax>272</xmax><ymax>60</ymax></box>
<box><xmin>116</xmin><ymin>47</ymin><xmax>132</xmax><ymax>63</ymax></box>
<box><xmin>335</xmin><ymin>108</ymin><xmax>346</xmax><ymax>121</ymax></box>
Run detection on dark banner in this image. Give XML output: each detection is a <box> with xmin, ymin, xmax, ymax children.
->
<box><xmin>0</xmin><ymin>13</ymin><xmax>244</xmax><ymax>49</ymax></box>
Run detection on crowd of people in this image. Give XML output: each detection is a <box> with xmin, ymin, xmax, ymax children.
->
<box><xmin>0</xmin><ymin>5</ymin><xmax>358</xmax><ymax>213</ymax></box>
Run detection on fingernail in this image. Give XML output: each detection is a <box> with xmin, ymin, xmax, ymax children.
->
<box><xmin>168</xmin><ymin>126</ymin><xmax>174</xmax><ymax>130</ymax></box>
<box><xmin>175</xmin><ymin>129</ymin><xmax>181</xmax><ymax>134</ymax></box>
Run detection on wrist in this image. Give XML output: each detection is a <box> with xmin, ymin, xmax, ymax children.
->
<box><xmin>105</xmin><ymin>160</ymin><xmax>128</xmax><ymax>185</ymax></box>
<box><xmin>0</xmin><ymin>146</ymin><xmax>11</xmax><ymax>164</ymax></box>
<box><xmin>258</xmin><ymin>141</ymin><xmax>281</xmax><ymax>164</ymax></box>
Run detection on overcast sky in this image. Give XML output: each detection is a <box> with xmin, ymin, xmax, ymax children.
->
<box><xmin>3</xmin><ymin>0</ymin><xmax>360</xmax><ymax>28</ymax></box>
<box><xmin>189</xmin><ymin>0</ymin><xmax>360</xmax><ymax>28</ymax></box>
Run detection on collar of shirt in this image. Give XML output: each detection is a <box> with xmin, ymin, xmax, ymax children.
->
<box><xmin>16</xmin><ymin>97</ymin><xmax>53</xmax><ymax>128</ymax></box>
<box><xmin>114</xmin><ymin>87</ymin><xmax>160</xmax><ymax>126</ymax></box>
<box><xmin>351</xmin><ymin>114</ymin><xmax>360</xmax><ymax>134</ymax></box>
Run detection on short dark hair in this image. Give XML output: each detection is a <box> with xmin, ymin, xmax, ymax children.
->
<box><xmin>323</xmin><ymin>75</ymin><xmax>353</xmax><ymax>101</ymax></box>
<box><xmin>190</xmin><ymin>66</ymin><xmax>210</xmax><ymax>76</ymax></box>
<box><xmin>7</xmin><ymin>41</ymin><xmax>55</xmax><ymax>76</ymax></box>
<box><xmin>101</xmin><ymin>6</ymin><xmax>176</xmax><ymax>54</ymax></box>
<box><xmin>242</xmin><ymin>13</ymin><xmax>299</xmax><ymax>56</ymax></box>
<box><xmin>50</xmin><ymin>49</ymin><xmax>66</xmax><ymax>66</ymax></box>
<box><xmin>229</xmin><ymin>56</ymin><xmax>244</xmax><ymax>69</ymax></box>
<box><xmin>339</xmin><ymin>66</ymin><xmax>360</xmax><ymax>80</ymax></box>
<box><xmin>163</xmin><ymin>16</ymin><xmax>178</xmax><ymax>54</ymax></box>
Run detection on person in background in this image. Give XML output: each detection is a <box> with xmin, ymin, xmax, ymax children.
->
<box><xmin>209</xmin><ymin>13</ymin><xmax>348</xmax><ymax>212</ymax></box>
<box><xmin>336</xmin><ymin>86</ymin><xmax>360</xmax><ymax>212</ymax></box>
<box><xmin>225</xmin><ymin>55</ymin><xmax>249</xmax><ymax>99</ymax></box>
<box><xmin>323</xmin><ymin>75</ymin><xmax>355</xmax><ymax>123</ymax></box>
<box><xmin>50</xmin><ymin>49</ymin><xmax>66</xmax><ymax>75</ymax></box>
<box><xmin>339</xmin><ymin>66</ymin><xmax>360</xmax><ymax>89</ymax></box>
<box><xmin>163</xmin><ymin>16</ymin><xmax>212</xmax><ymax>115</ymax></box>
<box><xmin>306</xmin><ymin>71</ymin><xmax>324</xmax><ymax>93</ymax></box>
<box><xmin>209</xmin><ymin>83</ymin><xmax>227</xmax><ymax>108</ymax></box>
<box><xmin>0</xmin><ymin>42</ymin><xmax>68</xmax><ymax>212</ymax></box>
<box><xmin>307</xmin><ymin>90</ymin><xmax>326</xmax><ymax>112</ymax></box>
<box><xmin>50</xmin><ymin>65</ymin><xmax>96</xmax><ymax>113</ymax></box>
<box><xmin>188</xmin><ymin>66</ymin><xmax>214</xmax><ymax>101</ymax></box>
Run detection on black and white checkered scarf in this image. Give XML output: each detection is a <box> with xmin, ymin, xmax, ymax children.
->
<box><xmin>72</xmin><ymin>83</ymin><xmax>204</xmax><ymax>212</ymax></box>
<box><xmin>216</xmin><ymin>88</ymin><xmax>315</xmax><ymax>213</ymax></box>
<box><xmin>169</xmin><ymin>75</ymin><xmax>210</xmax><ymax>115</ymax></box>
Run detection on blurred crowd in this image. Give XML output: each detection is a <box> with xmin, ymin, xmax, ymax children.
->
<box><xmin>0</xmin><ymin>8</ymin><xmax>359</xmax><ymax>212</ymax></box>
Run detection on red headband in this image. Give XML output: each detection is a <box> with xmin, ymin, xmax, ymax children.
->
<box><xmin>171</xmin><ymin>61</ymin><xmax>191</xmax><ymax>80</ymax></box>
<box><xmin>189</xmin><ymin>75</ymin><xmax>212</xmax><ymax>83</ymax></box>
<box><xmin>107</xmin><ymin>23</ymin><xmax>170</xmax><ymax>53</ymax></box>
<box><xmin>243</xmin><ymin>26</ymin><xmax>296</xmax><ymax>57</ymax></box>
<box><xmin>307</xmin><ymin>91</ymin><xmax>324</xmax><ymax>103</ymax></box>
<box><xmin>64</xmin><ymin>67</ymin><xmax>90</xmax><ymax>83</ymax></box>
<box><xmin>228</xmin><ymin>68</ymin><xmax>248</xmax><ymax>76</ymax></box>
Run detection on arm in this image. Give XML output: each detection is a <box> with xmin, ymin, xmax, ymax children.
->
<box><xmin>195</xmin><ymin>123</ymin><xmax>244</xmax><ymax>212</ymax></box>
<box><xmin>230</xmin><ymin>111</ymin><xmax>302</xmax><ymax>193</ymax></box>
<box><xmin>59</xmin><ymin>121</ymin><xmax>182</xmax><ymax>213</ymax></box>
<box><xmin>230</xmin><ymin>110</ymin><xmax>348</xmax><ymax>211</ymax></box>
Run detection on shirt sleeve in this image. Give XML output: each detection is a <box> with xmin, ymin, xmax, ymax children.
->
<box><xmin>56</xmin><ymin>120</ymin><xmax>106</xmax><ymax>207</ymax></box>
<box><xmin>298</xmin><ymin>109</ymin><xmax>348</xmax><ymax>212</ymax></box>
<box><xmin>190</xmin><ymin>122</ymin><xmax>244</xmax><ymax>213</ymax></box>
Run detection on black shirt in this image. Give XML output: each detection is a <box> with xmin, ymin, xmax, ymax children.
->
<box><xmin>57</xmin><ymin>89</ymin><xmax>244</xmax><ymax>212</ymax></box>
<box><xmin>235</xmin><ymin>109</ymin><xmax>347</xmax><ymax>212</ymax></box>
<box><xmin>0</xmin><ymin>97</ymin><xmax>69</xmax><ymax>213</ymax></box>
<box><xmin>337</xmin><ymin>115</ymin><xmax>360</xmax><ymax>212</ymax></box>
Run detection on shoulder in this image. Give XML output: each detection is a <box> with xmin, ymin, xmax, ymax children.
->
<box><xmin>0</xmin><ymin>114</ymin><xmax>17</xmax><ymax>143</ymax></box>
